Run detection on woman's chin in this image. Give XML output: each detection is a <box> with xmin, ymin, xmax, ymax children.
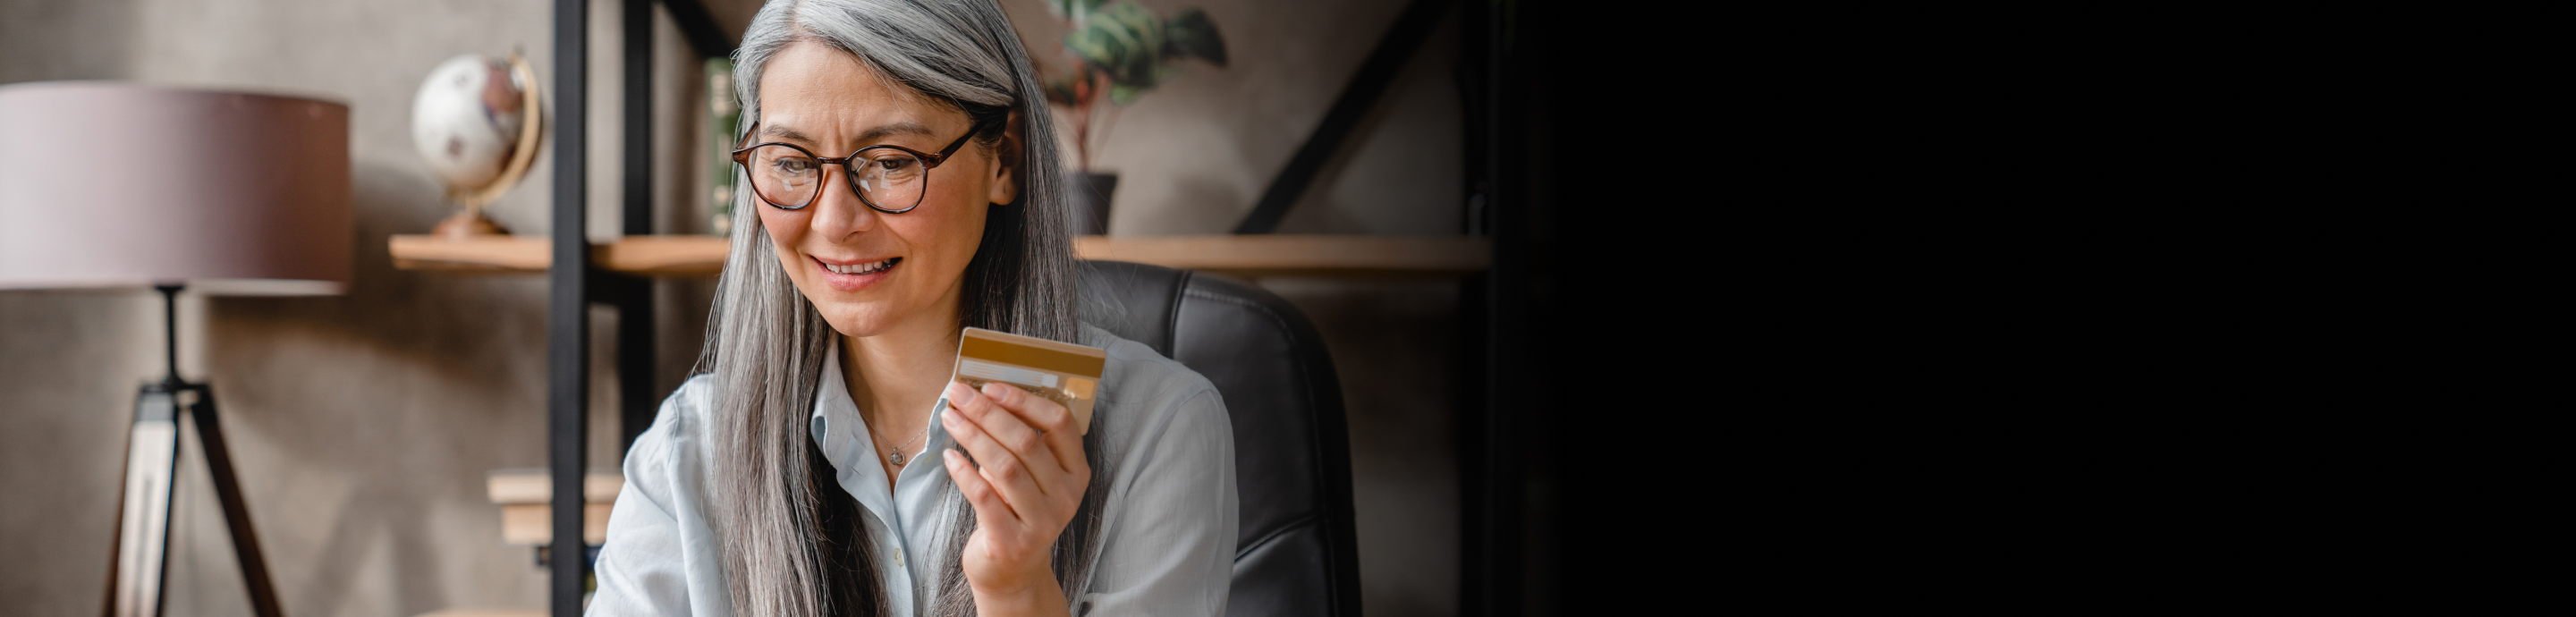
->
<box><xmin>818</xmin><ymin>308</ymin><xmax>898</xmax><ymax>339</ymax></box>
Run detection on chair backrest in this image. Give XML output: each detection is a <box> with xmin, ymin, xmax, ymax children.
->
<box><xmin>1078</xmin><ymin>260</ymin><xmax>1362</xmax><ymax>617</ymax></box>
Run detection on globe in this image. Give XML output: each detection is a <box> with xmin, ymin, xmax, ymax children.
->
<box><xmin>411</xmin><ymin>54</ymin><xmax>531</xmax><ymax>199</ymax></box>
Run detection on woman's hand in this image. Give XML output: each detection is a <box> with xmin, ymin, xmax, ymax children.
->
<box><xmin>940</xmin><ymin>379</ymin><xmax>1089</xmax><ymax>616</ymax></box>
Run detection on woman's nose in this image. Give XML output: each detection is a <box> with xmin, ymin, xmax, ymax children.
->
<box><xmin>808</xmin><ymin>172</ymin><xmax>879</xmax><ymax>240</ymax></box>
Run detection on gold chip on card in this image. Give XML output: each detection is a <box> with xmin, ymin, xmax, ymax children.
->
<box><xmin>952</xmin><ymin>327</ymin><xmax>1108</xmax><ymax>435</ymax></box>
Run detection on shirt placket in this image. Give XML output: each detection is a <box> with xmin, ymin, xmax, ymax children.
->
<box><xmin>816</xmin><ymin>347</ymin><xmax>922</xmax><ymax>616</ymax></box>
<box><xmin>894</xmin><ymin>394</ymin><xmax>960</xmax><ymax>609</ymax></box>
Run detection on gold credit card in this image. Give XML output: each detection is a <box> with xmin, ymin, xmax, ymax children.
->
<box><xmin>952</xmin><ymin>327</ymin><xmax>1107</xmax><ymax>435</ymax></box>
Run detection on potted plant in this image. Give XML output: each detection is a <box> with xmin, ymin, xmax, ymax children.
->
<box><xmin>1040</xmin><ymin>0</ymin><xmax>1228</xmax><ymax>235</ymax></box>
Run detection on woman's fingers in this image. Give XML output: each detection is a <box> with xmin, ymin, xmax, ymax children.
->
<box><xmin>943</xmin><ymin>449</ymin><xmax>1020</xmax><ymax>525</ymax></box>
<box><xmin>942</xmin><ymin>402</ymin><xmax>1051</xmax><ymax>508</ymax></box>
<box><xmin>974</xmin><ymin>381</ymin><xmax>1089</xmax><ymax>479</ymax></box>
<box><xmin>943</xmin><ymin>383</ymin><xmax>1059</xmax><ymax>503</ymax></box>
<box><xmin>955</xmin><ymin>382</ymin><xmax>1064</xmax><ymax>476</ymax></box>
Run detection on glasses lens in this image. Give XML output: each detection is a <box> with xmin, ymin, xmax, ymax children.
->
<box><xmin>850</xmin><ymin>149</ymin><xmax>928</xmax><ymax>211</ymax></box>
<box><xmin>746</xmin><ymin>145</ymin><xmax>822</xmax><ymax>207</ymax></box>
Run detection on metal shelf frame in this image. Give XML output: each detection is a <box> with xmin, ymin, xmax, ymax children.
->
<box><xmin>547</xmin><ymin>0</ymin><xmax>696</xmax><ymax>613</ymax></box>
<box><xmin>538</xmin><ymin>0</ymin><xmax>1524</xmax><ymax>613</ymax></box>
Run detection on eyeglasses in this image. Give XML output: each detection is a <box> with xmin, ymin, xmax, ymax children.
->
<box><xmin>730</xmin><ymin>116</ymin><xmax>1000</xmax><ymax>214</ymax></box>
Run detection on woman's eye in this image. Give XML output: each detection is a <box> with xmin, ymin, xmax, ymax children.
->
<box><xmin>877</xmin><ymin>156</ymin><xmax>917</xmax><ymax>172</ymax></box>
<box><xmin>774</xmin><ymin>158</ymin><xmax>814</xmax><ymax>173</ymax></box>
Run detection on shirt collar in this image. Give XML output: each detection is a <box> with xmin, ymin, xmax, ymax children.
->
<box><xmin>813</xmin><ymin>344</ymin><xmax>902</xmax><ymax>523</ymax></box>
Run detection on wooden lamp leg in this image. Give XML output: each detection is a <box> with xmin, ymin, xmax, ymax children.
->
<box><xmin>101</xmin><ymin>385</ymin><xmax>286</xmax><ymax>617</ymax></box>
<box><xmin>107</xmin><ymin>385</ymin><xmax>182</xmax><ymax>617</ymax></box>
<box><xmin>186</xmin><ymin>385</ymin><xmax>285</xmax><ymax>617</ymax></box>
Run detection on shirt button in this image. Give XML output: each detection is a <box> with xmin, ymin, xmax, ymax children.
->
<box><xmin>894</xmin><ymin>549</ymin><xmax>904</xmax><ymax>567</ymax></box>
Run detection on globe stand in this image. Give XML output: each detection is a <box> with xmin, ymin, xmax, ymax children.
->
<box><xmin>432</xmin><ymin>206</ymin><xmax>509</xmax><ymax>238</ymax></box>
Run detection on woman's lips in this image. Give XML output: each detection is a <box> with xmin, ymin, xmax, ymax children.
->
<box><xmin>813</xmin><ymin>255</ymin><xmax>900</xmax><ymax>292</ymax></box>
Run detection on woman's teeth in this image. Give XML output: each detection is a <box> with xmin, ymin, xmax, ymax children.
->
<box><xmin>825</xmin><ymin>258</ymin><xmax>899</xmax><ymax>275</ymax></box>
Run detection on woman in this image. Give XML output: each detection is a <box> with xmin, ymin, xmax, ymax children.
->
<box><xmin>587</xmin><ymin>0</ymin><xmax>1237</xmax><ymax>614</ymax></box>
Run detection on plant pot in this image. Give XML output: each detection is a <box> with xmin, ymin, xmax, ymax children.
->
<box><xmin>1070</xmin><ymin>173</ymin><xmax>1118</xmax><ymax>236</ymax></box>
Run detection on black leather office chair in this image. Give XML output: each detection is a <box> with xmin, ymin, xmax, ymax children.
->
<box><xmin>1079</xmin><ymin>260</ymin><xmax>1363</xmax><ymax>617</ymax></box>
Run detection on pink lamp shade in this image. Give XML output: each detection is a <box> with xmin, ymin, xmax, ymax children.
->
<box><xmin>0</xmin><ymin>81</ymin><xmax>352</xmax><ymax>295</ymax></box>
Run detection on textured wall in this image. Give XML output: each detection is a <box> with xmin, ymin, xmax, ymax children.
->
<box><xmin>995</xmin><ymin>0</ymin><xmax>1464</xmax><ymax>236</ymax></box>
<box><xmin>0</xmin><ymin>0</ymin><xmax>698</xmax><ymax>613</ymax></box>
<box><xmin>0</xmin><ymin>0</ymin><xmax>1462</xmax><ymax>614</ymax></box>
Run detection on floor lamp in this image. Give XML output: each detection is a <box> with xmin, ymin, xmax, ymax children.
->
<box><xmin>0</xmin><ymin>82</ymin><xmax>352</xmax><ymax>617</ymax></box>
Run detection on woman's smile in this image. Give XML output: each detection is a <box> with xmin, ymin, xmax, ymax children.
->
<box><xmin>811</xmin><ymin>254</ymin><xmax>902</xmax><ymax>292</ymax></box>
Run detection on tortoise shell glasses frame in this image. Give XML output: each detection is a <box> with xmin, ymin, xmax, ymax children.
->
<box><xmin>730</xmin><ymin>114</ymin><xmax>1004</xmax><ymax>214</ymax></box>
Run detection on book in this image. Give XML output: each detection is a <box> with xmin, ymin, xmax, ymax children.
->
<box><xmin>485</xmin><ymin>468</ymin><xmax>622</xmax><ymax>504</ymax></box>
<box><xmin>486</xmin><ymin>468</ymin><xmax>622</xmax><ymax>545</ymax></box>
<box><xmin>499</xmin><ymin>503</ymin><xmax>612</xmax><ymax>545</ymax></box>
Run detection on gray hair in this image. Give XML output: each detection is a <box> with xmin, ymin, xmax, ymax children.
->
<box><xmin>694</xmin><ymin>0</ymin><xmax>1101</xmax><ymax>615</ymax></box>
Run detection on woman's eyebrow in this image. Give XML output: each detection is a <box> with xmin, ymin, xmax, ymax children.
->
<box><xmin>759</xmin><ymin>124</ymin><xmax>817</xmax><ymax>144</ymax></box>
<box><xmin>758</xmin><ymin>122</ymin><xmax>935</xmax><ymax>148</ymax></box>
<box><xmin>853</xmin><ymin>122</ymin><xmax>935</xmax><ymax>144</ymax></box>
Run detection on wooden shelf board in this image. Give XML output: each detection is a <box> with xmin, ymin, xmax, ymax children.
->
<box><xmin>390</xmin><ymin>234</ymin><xmax>727</xmax><ymax>275</ymax></box>
<box><xmin>595</xmin><ymin>235</ymin><xmax>728</xmax><ymax>276</ymax></box>
<box><xmin>390</xmin><ymin>234</ymin><xmax>1488</xmax><ymax>278</ymax></box>
<box><xmin>388</xmin><ymin>235</ymin><xmax>551</xmax><ymax>272</ymax></box>
<box><xmin>1072</xmin><ymin>235</ymin><xmax>1489</xmax><ymax>278</ymax></box>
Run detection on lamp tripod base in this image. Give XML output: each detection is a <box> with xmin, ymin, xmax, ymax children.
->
<box><xmin>105</xmin><ymin>284</ymin><xmax>283</xmax><ymax>617</ymax></box>
<box><xmin>105</xmin><ymin>382</ymin><xmax>283</xmax><ymax>617</ymax></box>
<box><xmin>432</xmin><ymin>208</ymin><xmax>509</xmax><ymax>239</ymax></box>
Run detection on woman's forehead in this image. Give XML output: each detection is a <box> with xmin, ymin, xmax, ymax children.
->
<box><xmin>758</xmin><ymin>41</ymin><xmax>957</xmax><ymax>142</ymax></box>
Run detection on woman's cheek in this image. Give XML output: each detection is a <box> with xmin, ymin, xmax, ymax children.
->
<box><xmin>925</xmin><ymin>186</ymin><xmax>982</xmax><ymax>255</ymax></box>
<box><xmin>943</xmin><ymin>203</ymin><xmax>987</xmax><ymax>266</ymax></box>
<box><xmin>757</xmin><ymin>207</ymin><xmax>803</xmax><ymax>246</ymax></box>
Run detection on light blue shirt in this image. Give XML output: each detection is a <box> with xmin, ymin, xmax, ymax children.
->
<box><xmin>589</xmin><ymin>325</ymin><xmax>1238</xmax><ymax>616</ymax></box>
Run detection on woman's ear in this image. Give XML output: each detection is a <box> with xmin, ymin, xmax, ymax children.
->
<box><xmin>986</xmin><ymin>109</ymin><xmax>1024</xmax><ymax>207</ymax></box>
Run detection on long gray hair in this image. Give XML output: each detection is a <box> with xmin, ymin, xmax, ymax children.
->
<box><xmin>694</xmin><ymin>1</ymin><xmax>1102</xmax><ymax>614</ymax></box>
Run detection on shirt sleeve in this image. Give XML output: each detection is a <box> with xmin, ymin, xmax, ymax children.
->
<box><xmin>1077</xmin><ymin>386</ymin><xmax>1239</xmax><ymax>616</ymax></box>
<box><xmin>588</xmin><ymin>393</ymin><xmax>693</xmax><ymax>616</ymax></box>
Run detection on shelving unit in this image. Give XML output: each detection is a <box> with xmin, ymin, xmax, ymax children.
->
<box><xmin>506</xmin><ymin>0</ymin><xmax>1518</xmax><ymax>612</ymax></box>
<box><xmin>391</xmin><ymin>233</ymin><xmax>1489</xmax><ymax>279</ymax></box>
<box><xmin>390</xmin><ymin>234</ymin><xmax>721</xmax><ymax>275</ymax></box>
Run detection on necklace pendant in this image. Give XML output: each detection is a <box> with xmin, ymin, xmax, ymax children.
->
<box><xmin>887</xmin><ymin>450</ymin><xmax>906</xmax><ymax>466</ymax></box>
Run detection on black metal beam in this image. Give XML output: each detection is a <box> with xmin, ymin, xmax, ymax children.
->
<box><xmin>1456</xmin><ymin>0</ymin><xmax>1491</xmax><ymax>238</ymax></box>
<box><xmin>620</xmin><ymin>0</ymin><xmax>659</xmax><ymax>455</ymax></box>
<box><xmin>596</xmin><ymin>275</ymin><xmax>657</xmax><ymax>452</ymax></box>
<box><xmin>1233</xmin><ymin>0</ymin><xmax>1454</xmax><ymax>234</ymax></box>
<box><xmin>623</xmin><ymin>0</ymin><xmax>652</xmax><ymax>241</ymax></box>
<box><xmin>658</xmin><ymin>0</ymin><xmax>739</xmax><ymax>59</ymax></box>
<box><xmin>1461</xmin><ymin>0</ymin><xmax>1523</xmax><ymax>613</ymax></box>
<box><xmin>549</xmin><ymin>0</ymin><xmax>590</xmax><ymax>612</ymax></box>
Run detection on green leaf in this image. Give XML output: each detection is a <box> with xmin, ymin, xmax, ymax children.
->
<box><xmin>1161</xmin><ymin>9</ymin><xmax>1227</xmax><ymax>67</ymax></box>
<box><xmin>1062</xmin><ymin>1</ymin><xmax>1228</xmax><ymax>105</ymax></box>
<box><xmin>1064</xmin><ymin>1</ymin><xmax>1166</xmax><ymax>90</ymax></box>
<box><xmin>1046</xmin><ymin>0</ymin><xmax>1108</xmax><ymax>21</ymax></box>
